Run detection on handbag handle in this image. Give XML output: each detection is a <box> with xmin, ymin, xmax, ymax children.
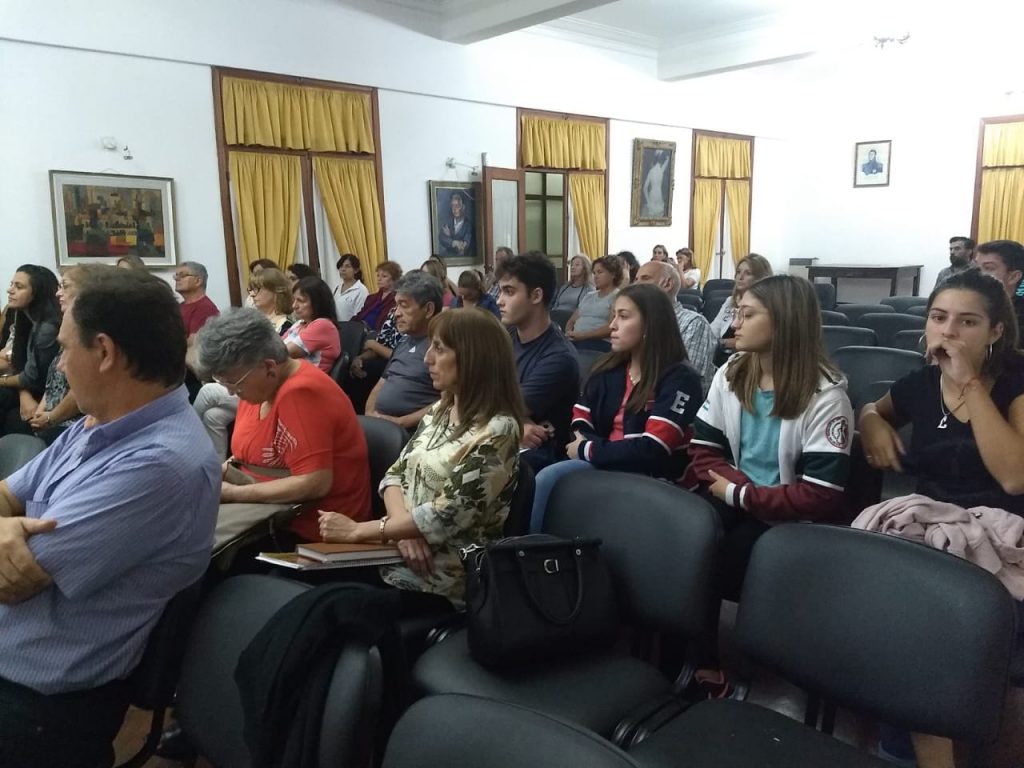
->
<box><xmin>516</xmin><ymin>544</ymin><xmax>586</xmax><ymax>626</ymax></box>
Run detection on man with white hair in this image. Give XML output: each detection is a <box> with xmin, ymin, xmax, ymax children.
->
<box><xmin>635</xmin><ymin>260</ymin><xmax>715</xmax><ymax>394</ymax></box>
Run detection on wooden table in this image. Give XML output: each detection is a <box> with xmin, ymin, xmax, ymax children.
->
<box><xmin>806</xmin><ymin>264</ymin><xmax>923</xmax><ymax>297</ymax></box>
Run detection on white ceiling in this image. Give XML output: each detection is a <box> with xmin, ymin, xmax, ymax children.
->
<box><xmin>326</xmin><ymin>0</ymin><xmax>1024</xmax><ymax>81</ymax></box>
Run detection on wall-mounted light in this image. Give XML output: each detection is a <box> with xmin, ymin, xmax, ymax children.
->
<box><xmin>445</xmin><ymin>156</ymin><xmax>480</xmax><ymax>176</ymax></box>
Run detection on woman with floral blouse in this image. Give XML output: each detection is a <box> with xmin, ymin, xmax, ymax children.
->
<box><xmin>319</xmin><ymin>308</ymin><xmax>524</xmax><ymax>604</ymax></box>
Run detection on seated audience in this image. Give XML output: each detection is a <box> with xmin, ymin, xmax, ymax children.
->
<box><xmin>347</xmin><ymin>302</ymin><xmax>403</xmax><ymax>413</ymax></box>
<box><xmin>934</xmin><ymin>235</ymin><xmax>977</xmax><ymax>289</ymax></box>
<box><xmin>193</xmin><ymin>269</ymin><xmax>300</xmax><ymax>458</ymax></box>
<box><xmin>422</xmin><ymin>257</ymin><xmax>458</xmax><ymax>307</ymax></box>
<box><xmin>282</xmin><ymin>276</ymin><xmax>341</xmax><ymax>372</ymax></box>
<box><xmin>530</xmin><ymin>284</ymin><xmax>703</xmax><ymax>532</ymax></box>
<box><xmin>677</xmin><ymin>247</ymin><xmax>701</xmax><ymax>289</ymax></box>
<box><xmin>174</xmin><ymin>261</ymin><xmax>219</xmax><ymax>342</ymax></box>
<box><xmin>651</xmin><ymin>244</ymin><xmax>669</xmax><ymax>262</ymax></box>
<box><xmin>973</xmin><ymin>239</ymin><xmax>1024</xmax><ymax>337</ymax></box>
<box><xmin>115</xmin><ymin>253</ymin><xmax>145</xmax><ymax>270</ymax></box>
<box><xmin>636</xmin><ymin>260</ymin><xmax>715</xmax><ymax>393</ymax></box>
<box><xmin>318</xmin><ymin>308</ymin><xmax>523</xmax><ymax>604</ymax></box>
<box><xmin>354</xmin><ymin>260</ymin><xmax>402</xmax><ymax>331</ymax></box>
<box><xmin>0</xmin><ymin>266</ymin><xmax>61</xmax><ymax>435</ymax></box>
<box><xmin>551</xmin><ymin>254</ymin><xmax>595</xmax><ymax>313</ymax></box>
<box><xmin>244</xmin><ymin>259</ymin><xmax>278</xmax><ymax>307</ymax></box>
<box><xmin>688</xmin><ymin>274</ymin><xmax>853</xmax><ymax>695</ymax></box>
<box><xmin>860</xmin><ymin>269</ymin><xmax>1024</xmax><ymax>514</ymax></box>
<box><xmin>25</xmin><ymin>267</ymin><xmax>91</xmax><ymax>444</ymax></box>
<box><xmin>616</xmin><ymin>250</ymin><xmax>639</xmax><ymax>284</ymax></box>
<box><xmin>199</xmin><ymin>308</ymin><xmax>371</xmax><ymax>543</ymax></box>
<box><xmin>365</xmin><ymin>272</ymin><xmax>443</xmax><ymax>429</ymax></box>
<box><xmin>453</xmin><ymin>269</ymin><xmax>500</xmax><ymax>318</ymax></box>
<box><xmin>0</xmin><ymin>267</ymin><xmax>219</xmax><ymax>768</ymax></box>
<box><xmin>333</xmin><ymin>253</ymin><xmax>369</xmax><ymax>322</ymax></box>
<box><xmin>497</xmin><ymin>252</ymin><xmax>580</xmax><ymax>470</ymax></box>
<box><xmin>485</xmin><ymin>246</ymin><xmax>515</xmax><ymax>301</ymax></box>
<box><xmin>285</xmin><ymin>262</ymin><xmax>317</xmax><ymax>286</ymax></box>
<box><xmin>710</xmin><ymin>253</ymin><xmax>773</xmax><ymax>366</ymax></box>
<box><xmin>565</xmin><ymin>255</ymin><xmax>621</xmax><ymax>351</ymax></box>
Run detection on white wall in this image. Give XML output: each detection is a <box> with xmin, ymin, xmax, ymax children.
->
<box><xmin>0</xmin><ymin>0</ymin><xmax>802</xmax><ymax>306</ymax></box>
<box><xmin>0</xmin><ymin>41</ymin><xmax>228</xmax><ymax>304</ymax></box>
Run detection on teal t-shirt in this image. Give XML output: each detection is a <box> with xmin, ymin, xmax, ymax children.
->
<box><xmin>738</xmin><ymin>389</ymin><xmax>782</xmax><ymax>486</ymax></box>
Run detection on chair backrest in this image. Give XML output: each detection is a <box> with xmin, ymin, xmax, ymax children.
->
<box><xmin>127</xmin><ymin>579</ymin><xmax>205</xmax><ymax>710</ymax></box>
<box><xmin>822</xmin><ymin>325</ymin><xmax>876</xmax><ymax>358</ymax></box>
<box><xmin>831</xmin><ymin>346</ymin><xmax>925</xmax><ymax>411</ymax></box>
<box><xmin>905</xmin><ymin>304</ymin><xmax>928</xmax><ymax>317</ymax></box>
<box><xmin>328</xmin><ymin>352</ymin><xmax>349</xmax><ymax>386</ymax></box>
<box><xmin>678</xmin><ymin>287</ymin><xmax>703</xmax><ymax>300</ymax></box>
<box><xmin>502</xmin><ymin>461</ymin><xmax>536</xmax><ymax>537</ymax></box>
<box><xmin>0</xmin><ymin>434</ymin><xmax>47</xmax><ymax>478</ymax></box>
<box><xmin>701</xmin><ymin>292</ymin><xmax>729</xmax><ymax>322</ymax></box>
<box><xmin>358</xmin><ymin>415</ymin><xmax>410</xmax><ymax>519</ymax></box>
<box><xmin>702</xmin><ymin>278</ymin><xmax>734</xmax><ymax>296</ymax></box>
<box><xmin>337</xmin><ymin>320</ymin><xmax>367</xmax><ymax>360</ymax></box>
<box><xmin>544</xmin><ymin>471</ymin><xmax>720</xmax><ymax>639</ymax></box>
<box><xmin>880</xmin><ymin>295</ymin><xmax>928</xmax><ymax>313</ymax></box>
<box><xmin>819</xmin><ymin>309</ymin><xmax>849</xmax><ymax>326</ymax></box>
<box><xmin>735</xmin><ymin>524</ymin><xmax>1017</xmax><ymax>744</ymax></box>
<box><xmin>576</xmin><ymin>349</ymin><xmax>605</xmax><ymax>394</ymax></box>
<box><xmin>858</xmin><ymin>312</ymin><xmax>925</xmax><ymax>348</ymax></box>
<box><xmin>835</xmin><ymin>303</ymin><xmax>896</xmax><ymax>325</ymax></box>
<box><xmin>550</xmin><ymin>308</ymin><xmax>573</xmax><ymax>331</ymax></box>
<box><xmin>177</xmin><ymin>575</ymin><xmax>382</xmax><ymax>768</ymax></box>
<box><xmin>384</xmin><ymin>694</ymin><xmax>641</xmax><ymax>768</ymax></box>
<box><xmin>676</xmin><ymin>293</ymin><xmax>703</xmax><ymax>312</ymax></box>
<box><xmin>812</xmin><ymin>282</ymin><xmax>837</xmax><ymax>310</ymax></box>
<box><xmin>889</xmin><ymin>329</ymin><xmax>925</xmax><ymax>353</ymax></box>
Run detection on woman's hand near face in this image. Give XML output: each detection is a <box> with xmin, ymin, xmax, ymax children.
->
<box><xmin>928</xmin><ymin>338</ymin><xmax>979</xmax><ymax>389</ymax></box>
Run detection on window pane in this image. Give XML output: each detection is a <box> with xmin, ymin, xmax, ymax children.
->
<box><xmin>490</xmin><ymin>179</ymin><xmax>519</xmax><ymax>253</ymax></box>
<box><xmin>525</xmin><ymin>172</ymin><xmax>543</xmax><ymax>196</ymax></box>
<box><xmin>546</xmin><ymin>172</ymin><xmax>564</xmax><ymax>197</ymax></box>
<box><xmin>546</xmin><ymin>199</ymin><xmax>564</xmax><ymax>256</ymax></box>
<box><xmin>525</xmin><ymin>200</ymin><xmax>543</xmax><ymax>252</ymax></box>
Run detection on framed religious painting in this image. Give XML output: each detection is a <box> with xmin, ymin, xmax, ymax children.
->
<box><xmin>428</xmin><ymin>180</ymin><xmax>481</xmax><ymax>266</ymax></box>
<box><xmin>49</xmin><ymin>170</ymin><xmax>177</xmax><ymax>268</ymax></box>
<box><xmin>631</xmin><ymin>139</ymin><xmax>676</xmax><ymax>226</ymax></box>
<box><xmin>853</xmin><ymin>140</ymin><xmax>891</xmax><ymax>187</ymax></box>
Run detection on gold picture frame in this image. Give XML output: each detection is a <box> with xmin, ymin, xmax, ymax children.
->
<box><xmin>630</xmin><ymin>139</ymin><xmax>676</xmax><ymax>226</ymax></box>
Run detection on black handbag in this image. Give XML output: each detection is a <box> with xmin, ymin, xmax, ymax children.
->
<box><xmin>461</xmin><ymin>534</ymin><xmax>618</xmax><ymax>668</ymax></box>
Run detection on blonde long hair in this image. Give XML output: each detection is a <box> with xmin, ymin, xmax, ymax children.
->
<box><xmin>731</xmin><ymin>253</ymin><xmax>773</xmax><ymax>305</ymax></box>
<box><xmin>726</xmin><ymin>275</ymin><xmax>838</xmax><ymax>419</ymax></box>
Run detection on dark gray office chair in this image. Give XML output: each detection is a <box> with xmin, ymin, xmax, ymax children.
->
<box><xmin>905</xmin><ymin>305</ymin><xmax>929</xmax><ymax>318</ymax></box>
<box><xmin>859</xmin><ymin>313</ymin><xmax>925</xmax><ymax>348</ymax></box>
<box><xmin>701</xmin><ymin>292</ymin><xmax>729</xmax><ymax>323</ymax></box>
<box><xmin>0</xmin><ymin>433</ymin><xmax>47</xmax><ymax>478</ymax></box>
<box><xmin>176</xmin><ymin>576</ymin><xmax>382</xmax><ymax>768</ymax></box>
<box><xmin>702</xmin><ymin>278</ymin><xmax>734</xmax><ymax>296</ymax></box>
<box><xmin>412</xmin><ymin>472</ymin><xmax>721</xmax><ymax>741</ymax></box>
<box><xmin>822</xmin><ymin>326</ymin><xmax>876</xmax><ymax>358</ymax></box>
<box><xmin>881</xmin><ymin>295</ymin><xmax>929</xmax><ymax>313</ymax></box>
<box><xmin>835</xmin><ymin>303</ymin><xmax>896</xmax><ymax>325</ymax></box>
<box><xmin>832</xmin><ymin>346</ymin><xmax>925</xmax><ymax>411</ymax></box>
<box><xmin>550</xmin><ymin>308</ymin><xmax>574</xmax><ymax>331</ymax></box>
<box><xmin>889</xmin><ymin>329</ymin><xmax>926</xmax><ymax>353</ymax></box>
<box><xmin>384</xmin><ymin>694</ymin><xmax>643</xmax><ymax>768</ymax></box>
<box><xmin>820</xmin><ymin>310</ymin><xmax>849</xmax><ymax>326</ymax></box>
<box><xmin>628</xmin><ymin>525</ymin><xmax>1017</xmax><ymax>768</ymax></box>
<box><xmin>357</xmin><ymin>415</ymin><xmax>411</xmax><ymax>519</ymax></box>
<box><xmin>812</xmin><ymin>282</ymin><xmax>837</xmax><ymax>310</ymax></box>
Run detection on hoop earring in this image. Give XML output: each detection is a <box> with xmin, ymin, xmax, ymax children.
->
<box><xmin>988</xmin><ymin>343</ymin><xmax>993</xmax><ymax>360</ymax></box>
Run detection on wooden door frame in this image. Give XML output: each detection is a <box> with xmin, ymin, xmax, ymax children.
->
<box><xmin>482</xmin><ymin>165</ymin><xmax>525</xmax><ymax>269</ymax></box>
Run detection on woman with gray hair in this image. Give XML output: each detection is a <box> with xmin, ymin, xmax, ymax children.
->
<box><xmin>551</xmin><ymin>254</ymin><xmax>595</xmax><ymax>313</ymax></box>
<box><xmin>197</xmin><ymin>308</ymin><xmax>371</xmax><ymax>543</ymax></box>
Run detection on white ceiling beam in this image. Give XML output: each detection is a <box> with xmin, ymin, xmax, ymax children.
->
<box><xmin>440</xmin><ymin>0</ymin><xmax>618</xmax><ymax>44</ymax></box>
<box><xmin>658</xmin><ymin>25</ymin><xmax>818</xmax><ymax>81</ymax></box>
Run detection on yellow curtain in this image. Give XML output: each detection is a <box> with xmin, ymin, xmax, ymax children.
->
<box><xmin>978</xmin><ymin>167</ymin><xmax>1024</xmax><ymax>244</ymax></box>
<box><xmin>569</xmin><ymin>174</ymin><xmax>606</xmax><ymax>261</ymax></box>
<box><xmin>695</xmin><ymin>135</ymin><xmax>751</xmax><ymax>178</ymax></box>
<box><xmin>222</xmin><ymin>77</ymin><xmax>374</xmax><ymax>153</ymax></box>
<box><xmin>725</xmin><ymin>179</ymin><xmax>751</xmax><ymax>267</ymax></box>
<box><xmin>521</xmin><ymin>115</ymin><xmax>606</xmax><ymax>170</ymax></box>
<box><xmin>692</xmin><ymin>179</ymin><xmax>722</xmax><ymax>283</ymax></box>
<box><xmin>229</xmin><ymin>152</ymin><xmax>302</xmax><ymax>275</ymax></box>
<box><xmin>313</xmin><ymin>157</ymin><xmax>385</xmax><ymax>293</ymax></box>
<box><xmin>982</xmin><ymin>122</ymin><xmax>1024</xmax><ymax>168</ymax></box>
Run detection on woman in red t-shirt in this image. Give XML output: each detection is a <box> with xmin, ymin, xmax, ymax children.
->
<box><xmin>197</xmin><ymin>307</ymin><xmax>371</xmax><ymax>541</ymax></box>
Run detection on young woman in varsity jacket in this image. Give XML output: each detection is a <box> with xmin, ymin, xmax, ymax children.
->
<box><xmin>686</xmin><ymin>274</ymin><xmax>854</xmax><ymax>697</ymax></box>
<box><xmin>529</xmin><ymin>284</ymin><xmax>704</xmax><ymax>532</ymax></box>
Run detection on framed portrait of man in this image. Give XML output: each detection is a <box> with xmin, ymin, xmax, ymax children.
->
<box><xmin>631</xmin><ymin>139</ymin><xmax>676</xmax><ymax>226</ymax></box>
<box><xmin>428</xmin><ymin>181</ymin><xmax>480</xmax><ymax>265</ymax></box>
<box><xmin>853</xmin><ymin>140</ymin><xmax>891</xmax><ymax>187</ymax></box>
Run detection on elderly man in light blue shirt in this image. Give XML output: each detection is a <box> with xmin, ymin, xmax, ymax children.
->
<box><xmin>0</xmin><ymin>267</ymin><xmax>219</xmax><ymax>768</ymax></box>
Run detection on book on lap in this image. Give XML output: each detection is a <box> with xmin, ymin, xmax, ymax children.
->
<box><xmin>256</xmin><ymin>542</ymin><xmax>403</xmax><ymax>571</ymax></box>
